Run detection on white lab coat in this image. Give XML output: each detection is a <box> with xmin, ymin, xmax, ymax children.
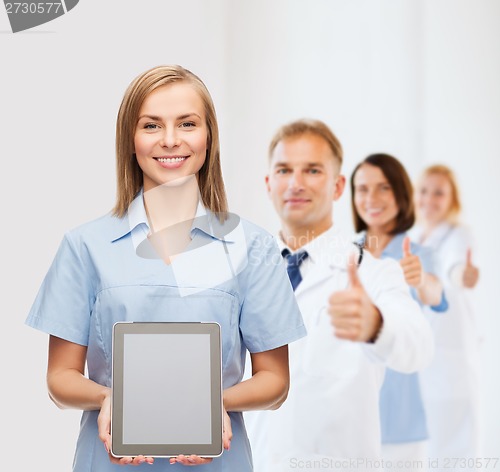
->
<box><xmin>411</xmin><ymin>222</ymin><xmax>481</xmax><ymax>461</ymax></box>
<box><xmin>244</xmin><ymin>227</ymin><xmax>434</xmax><ymax>472</ymax></box>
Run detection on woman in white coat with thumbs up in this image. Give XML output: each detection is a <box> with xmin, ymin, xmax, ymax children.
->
<box><xmin>351</xmin><ymin>154</ymin><xmax>448</xmax><ymax>471</ymax></box>
<box><xmin>411</xmin><ymin>165</ymin><xmax>481</xmax><ymax>466</ymax></box>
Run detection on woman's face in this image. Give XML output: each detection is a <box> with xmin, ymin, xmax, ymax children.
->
<box><xmin>415</xmin><ymin>173</ymin><xmax>453</xmax><ymax>225</ymax></box>
<box><xmin>353</xmin><ymin>164</ymin><xmax>399</xmax><ymax>234</ymax></box>
<box><xmin>134</xmin><ymin>82</ymin><xmax>208</xmax><ymax>192</ymax></box>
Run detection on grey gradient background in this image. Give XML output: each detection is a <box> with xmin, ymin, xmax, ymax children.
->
<box><xmin>1</xmin><ymin>1</ymin><xmax>499</xmax><ymax>470</ymax></box>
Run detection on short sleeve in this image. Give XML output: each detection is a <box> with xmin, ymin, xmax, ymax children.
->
<box><xmin>237</xmin><ymin>224</ymin><xmax>306</xmax><ymax>353</ymax></box>
<box><xmin>25</xmin><ymin>232</ymin><xmax>96</xmax><ymax>346</ymax></box>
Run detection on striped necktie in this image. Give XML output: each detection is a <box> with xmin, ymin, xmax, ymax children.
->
<box><xmin>282</xmin><ymin>249</ymin><xmax>309</xmax><ymax>291</ymax></box>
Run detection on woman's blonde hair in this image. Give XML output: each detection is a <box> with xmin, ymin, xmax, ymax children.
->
<box><xmin>418</xmin><ymin>164</ymin><xmax>462</xmax><ymax>224</ymax></box>
<box><xmin>112</xmin><ymin>65</ymin><xmax>228</xmax><ymax>217</ymax></box>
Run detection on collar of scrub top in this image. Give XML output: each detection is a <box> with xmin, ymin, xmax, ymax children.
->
<box><xmin>278</xmin><ymin>225</ymin><xmax>360</xmax><ymax>276</ymax></box>
<box><xmin>110</xmin><ymin>189</ymin><xmax>236</xmax><ymax>251</ymax></box>
<box><xmin>357</xmin><ymin>231</ymin><xmax>408</xmax><ymax>260</ymax></box>
<box><xmin>381</xmin><ymin>231</ymin><xmax>408</xmax><ymax>258</ymax></box>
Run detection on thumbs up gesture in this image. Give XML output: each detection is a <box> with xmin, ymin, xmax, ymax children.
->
<box><xmin>328</xmin><ymin>252</ymin><xmax>383</xmax><ymax>342</ymax></box>
<box><xmin>463</xmin><ymin>248</ymin><xmax>479</xmax><ymax>288</ymax></box>
<box><xmin>399</xmin><ymin>236</ymin><xmax>424</xmax><ymax>288</ymax></box>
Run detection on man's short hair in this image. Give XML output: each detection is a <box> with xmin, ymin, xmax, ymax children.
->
<box><xmin>268</xmin><ymin>119</ymin><xmax>343</xmax><ymax>167</ymax></box>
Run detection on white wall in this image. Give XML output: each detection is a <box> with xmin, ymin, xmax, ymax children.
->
<box><xmin>421</xmin><ymin>0</ymin><xmax>500</xmax><ymax>454</ymax></box>
<box><xmin>223</xmin><ymin>0</ymin><xmax>426</xmax><ymax>230</ymax></box>
<box><xmin>2</xmin><ymin>1</ymin><xmax>499</xmax><ymax>469</ymax></box>
<box><xmin>222</xmin><ymin>0</ymin><xmax>500</xmax><ymax>457</ymax></box>
<box><xmin>226</xmin><ymin>0</ymin><xmax>500</xmax><ymax>456</ymax></box>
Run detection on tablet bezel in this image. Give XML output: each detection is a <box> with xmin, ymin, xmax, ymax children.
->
<box><xmin>111</xmin><ymin>321</ymin><xmax>223</xmax><ymax>458</ymax></box>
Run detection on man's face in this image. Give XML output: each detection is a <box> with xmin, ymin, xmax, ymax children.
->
<box><xmin>266</xmin><ymin>134</ymin><xmax>345</xmax><ymax>234</ymax></box>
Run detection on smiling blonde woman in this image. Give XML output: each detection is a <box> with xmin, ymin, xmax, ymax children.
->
<box><xmin>412</xmin><ymin>164</ymin><xmax>481</xmax><ymax>465</ymax></box>
<box><xmin>26</xmin><ymin>65</ymin><xmax>306</xmax><ymax>472</ymax></box>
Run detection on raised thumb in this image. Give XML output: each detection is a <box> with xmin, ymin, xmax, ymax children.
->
<box><xmin>402</xmin><ymin>236</ymin><xmax>412</xmax><ymax>257</ymax></box>
<box><xmin>466</xmin><ymin>247</ymin><xmax>473</xmax><ymax>266</ymax></box>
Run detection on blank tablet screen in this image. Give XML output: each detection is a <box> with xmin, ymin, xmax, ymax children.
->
<box><xmin>111</xmin><ymin>322</ymin><xmax>222</xmax><ymax>457</ymax></box>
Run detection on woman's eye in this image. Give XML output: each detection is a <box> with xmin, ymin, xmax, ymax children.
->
<box><xmin>181</xmin><ymin>122</ymin><xmax>196</xmax><ymax>128</ymax></box>
<box><xmin>144</xmin><ymin>123</ymin><xmax>159</xmax><ymax>130</ymax></box>
<box><xmin>308</xmin><ymin>168</ymin><xmax>320</xmax><ymax>174</ymax></box>
<box><xmin>277</xmin><ymin>168</ymin><xmax>290</xmax><ymax>174</ymax></box>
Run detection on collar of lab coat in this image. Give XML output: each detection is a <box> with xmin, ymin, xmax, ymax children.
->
<box><xmin>278</xmin><ymin>225</ymin><xmax>361</xmax><ymax>296</ymax></box>
<box><xmin>411</xmin><ymin>221</ymin><xmax>455</xmax><ymax>249</ymax></box>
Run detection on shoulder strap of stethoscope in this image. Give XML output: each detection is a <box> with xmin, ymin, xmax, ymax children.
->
<box><xmin>353</xmin><ymin>241</ymin><xmax>364</xmax><ymax>266</ymax></box>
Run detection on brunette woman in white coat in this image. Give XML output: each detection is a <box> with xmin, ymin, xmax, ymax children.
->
<box><xmin>412</xmin><ymin>165</ymin><xmax>481</xmax><ymax>465</ymax></box>
<box><xmin>350</xmin><ymin>154</ymin><xmax>448</xmax><ymax>471</ymax></box>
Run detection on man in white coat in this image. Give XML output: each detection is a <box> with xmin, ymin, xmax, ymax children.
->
<box><xmin>244</xmin><ymin>119</ymin><xmax>434</xmax><ymax>472</ymax></box>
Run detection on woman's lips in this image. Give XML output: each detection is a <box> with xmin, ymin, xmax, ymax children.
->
<box><xmin>366</xmin><ymin>208</ymin><xmax>383</xmax><ymax>216</ymax></box>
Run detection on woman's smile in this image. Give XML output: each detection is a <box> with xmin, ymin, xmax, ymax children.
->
<box><xmin>154</xmin><ymin>156</ymin><xmax>189</xmax><ymax>169</ymax></box>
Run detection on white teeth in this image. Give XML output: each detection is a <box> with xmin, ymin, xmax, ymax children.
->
<box><xmin>157</xmin><ymin>157</ymin><xmax>186</xmax><ymax>163</ymax></box>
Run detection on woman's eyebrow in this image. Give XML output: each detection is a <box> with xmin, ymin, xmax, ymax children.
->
<box><xmin>137</xmin><ymin>113</ymin><xmax>202</xmax><ymax>121</ymax></box>
<box><xmin>177</xmin><ymin>113</ymin><xmax>202</xmax><ymax>120</ymax></box>
<box><xmin>137</xmin><ymin>114</ymin><xmax>161</xmax><ymax>121</ymax></box>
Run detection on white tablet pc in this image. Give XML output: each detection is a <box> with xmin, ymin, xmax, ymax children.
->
<box><xmin>111</xmin><ymin>322</ymin><xmax>223</xmax><ymax>458</ymax></box>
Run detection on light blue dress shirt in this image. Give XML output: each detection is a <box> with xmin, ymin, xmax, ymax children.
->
<box><xmin>371</xmin><ymin>232</ymin><xmax>448</xmax><ymax>444</ymax></box>
<box><xmin>26</xmin><ymin>192</ymin><xmax>306</xmax><ymax>472</ymax></box>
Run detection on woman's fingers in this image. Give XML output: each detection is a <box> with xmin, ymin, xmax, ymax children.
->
<box><xmin>170</xmin><ymin>454</ymin><xmax>213</xmax><ymax>466</ymax></box>
<box><xmin>97</xmin><ymin>393</ymin><xmax>113</xmax><ymax>456</ymax></box>
<box><xmin>97</xmin><ymin>395</ymin><xmax>155</xmax><ymax>466</ymax></box>
<box><xmin>223</xmin><ymin>409</ymin><xmax>232</xmax><ymax>450</ymax></box>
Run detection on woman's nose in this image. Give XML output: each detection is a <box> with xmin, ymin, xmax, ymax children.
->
<box><xmin>365</xmin><ymin>189</ymin><xmax>377</xmax><ymax>202</ymax></box>
<box><xmin>161</xmin><ymin>127</ymin><xmax>180</xmax><ymax>148</ymax></box>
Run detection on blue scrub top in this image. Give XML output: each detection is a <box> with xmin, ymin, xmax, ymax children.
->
<box><xmin>373</xmin><ymin>232</ymin><xmax>447</xmax><ymax>444</ymax></box>
<box><xmin>26</xmin><ymin>193</ymin><xmax>306</xmax><ymax>472</ymax></box>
